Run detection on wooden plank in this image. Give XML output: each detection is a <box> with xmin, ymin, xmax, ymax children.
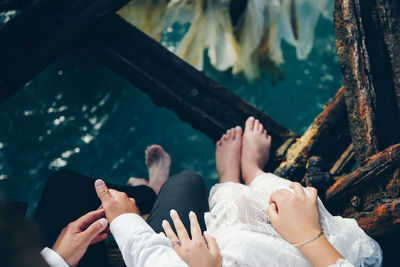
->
<box><xmin>0</xmin><ymin>0</ymin><xmax>34</xmax><ymax>11</ymax></box>
<box><xmin>334</xmin><ymin>0</ymin><xmax>400</xmax><ymax>165</ymax></box>
<box><xmin>0</xmin><ymin>0</ymin><xmax>131</xmax><ymax>102</ymax></box>
<box><xmin>274</xmin><ymin>87</ymin><xmax>351</xmax><ymax>181</ymax></box>
<box><xmin>329</xmin><ymin>143</ymin><xmax>355</xmax><ymax>176</ymax></box>
<box><xmin>84</xmin><ymin>14</ymin><xmax>297</xmax><ymax>158</ymax></box>
<box><xmin>326</xmin><ymin>143</ymin><xmax>400</xmax><ymax>203</ymax></box>
<box><xmin>376</xmin><ymin>0</ymin><xmax>400</xmax><ymax>117</ymax></box>
<box><xmin>352</xmin><ymin>197</ymin><xmax>400</xmax><ymax>237</ymax></box>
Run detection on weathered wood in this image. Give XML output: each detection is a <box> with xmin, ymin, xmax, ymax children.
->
<box><xmin>352</xmin><ymin>197</ymin><xmax>400</xmax><ymax>237</ymax></box>
<box><xmin>274</xmin><ymin>87</ymin><xmax>351</xmax><ymax>181</ymax></box>
<box><xmin>330</xmin><ymin>143</ymin><xmax>355</xmax><ymax>176</ymax></box>
<box><xmin>334</xmin><ymin>0</ymin><xmax>400</xmax><ymax>165</ymax></box>
<box><xmin>376</xmin><ymin>0</ymin><xmax>400</xmax><ymax>116</ymax></box>
<box><xmin>326</xmin><ymin>143</ymin><xmax>400</xmax><ymax>203</ymax></box>
<box><xmin>0</xmin><ymin>0</ymin><xmax>131</xmax><ymax>102</ymax></box>
<box><xmin>85</xmin><ymin>14</ymin><xmax>297</xmax><ymax>157</ymax></box>
<box><xmin>0</xmin><ymin>0</ymin><xmax>34</xmax><ymax>11</ymax></box>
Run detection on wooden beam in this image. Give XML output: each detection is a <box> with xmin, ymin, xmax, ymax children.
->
<box><xmin>0</xmin><ymin>0</ymin><xmax>34</xmax><ymax>11</ymax></box>
<box><xmin>84</xmin><ymin>14</ymin><xmax>297</xmax><ymax>159</ymax></box>
<box><xmin>352</xmin><ymin>197</ymin><xmax>400</xmax><ymax>237</ymax></box>
<box><xmin>326</xmin><ymin>143</ymin><xmax>400</xmax><ymax>203</ymax></box>
<box><xmin>0</xmin><ymin>0</ymin><xmax>131</xmax><ymax>103</ymax></box>
<box><xmin>334</xmin><ymin>0</ymin><xmax>400</xmax><ymax>165</ymax></box>
<box><xmin>329</xmin><ymin>143</ymin><xmax>355</xmax><ymax>176</ymax></box>
<box><xmin>376</xmin><ymin>0</ymin><xmax>400</xmax><ymax>117</ymax></box>
<box><xmin>274</xmin><ymin>87</ymin><xmax>351</xmax><ymax>181</ymax></box>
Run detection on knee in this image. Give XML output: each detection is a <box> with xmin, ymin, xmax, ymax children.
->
<box><xmin>175</xmin><ymin>170</ymin><xmax>205</xmax><ymax>187</ymax></box>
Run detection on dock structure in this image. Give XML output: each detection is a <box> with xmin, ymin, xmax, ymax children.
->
<box><xmin>1</xmin><ymin>0</ymin><xmax>400</xmax><ymax>265</ymax></box>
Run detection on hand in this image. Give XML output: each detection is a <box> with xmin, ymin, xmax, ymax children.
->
<box><xmin>162</xmin><ymin>209</ymin><xmax>221</xmax><ymax>267</ymax></box>
<box><xmin>95</xmin><ymin>179</ymin><xmax>139</xmax><ymax>223</ymax></box>
<box><xmin>52</xmin><ymin>209</ymin><xmax>109</xmax><ymax>267</ymax></box>
<box><xmin>267</xmin><ymin>182</ymin><xmax>321</xmax><ymax>244</ymax></box>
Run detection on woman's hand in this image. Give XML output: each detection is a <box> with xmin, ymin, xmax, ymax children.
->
<box><xmin>267</xmin><ymin>183</ymin><xmax>345</xmax><ymax>267</ymax></box>
<box><xmin>267</xmin><ymin>182</ymin><xmax>321</xmax><ymax>244</ymax></box>
<box><xmin>162</xmin><ymin>209</ymin><xmax>221</xmax><ymax>267</ymax></box>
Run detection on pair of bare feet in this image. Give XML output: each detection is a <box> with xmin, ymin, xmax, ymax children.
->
<box><xmin>216</xmin><ymin>116</ymin><xmax>272</xmax><ymax>185</ymax></box>
<box><xmin>127</xmin><ymin>145</ymin><xmax>171</xmax><ymax>195</ymax></box>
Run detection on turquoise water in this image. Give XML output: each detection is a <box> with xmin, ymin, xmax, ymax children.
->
<box><xmin>0</xmin><ymin>14</ymin><xmax>341</xmax><ymax>216</ymax></box>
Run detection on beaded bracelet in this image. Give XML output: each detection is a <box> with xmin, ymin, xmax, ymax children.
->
<box><xmin>290</xmin><ymin>230</ymin><xmax>324</xmax><ymax>248</ymax></box>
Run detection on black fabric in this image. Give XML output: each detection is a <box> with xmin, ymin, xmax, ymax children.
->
<box><xmin>147</xmin><ymin>170</ymin><xmax>209</xmax><ymax>234</ymax></box>
<box><xmin>33</xmin><ymin>169</ymin><xmax>209</xmax><ymax>267</ymax></box>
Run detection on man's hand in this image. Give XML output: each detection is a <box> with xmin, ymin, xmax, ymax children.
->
<box><xmin>95</xmin><ymin>179</ymin><xmax>139</xmax><ymax>223</ymax></box>
<box><xmin>52</xmin><ymin>209</ymin><xmax>109</xmax><ymax>267</ymax></box>
<box><xmin>162</xmin><ymin>209</ymin><xmax>221</xmax><ymax>267</ymax></box>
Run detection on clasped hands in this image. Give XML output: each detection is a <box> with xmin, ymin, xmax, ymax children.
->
<box><xmin>52</xmin><ymin>179</ymin><xmax>321</xmax><ymax>267</ymax></box>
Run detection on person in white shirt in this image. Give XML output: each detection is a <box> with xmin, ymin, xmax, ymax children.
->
<box><xmin>161</xmin><ymin>117</ymin><xmax>383</xmax><ymax>267</ymax></box>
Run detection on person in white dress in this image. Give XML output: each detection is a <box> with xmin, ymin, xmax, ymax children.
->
<box><xmin>162</xmin><ymin>116</ymin><xmax>383</xmax><ymax>267</ymax></box>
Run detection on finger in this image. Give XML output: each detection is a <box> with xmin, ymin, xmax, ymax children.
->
<box><xmin>306</xmin><ymin>186</ymin><xmax>318</xmax><ymax>202</ymax></box>
<box><xmin>267</xmin><ymin>202</ymin><xmax>279</xmax><ymax>223</ymax></box>
<box><xmin>95</xmin><ymin>179</ymin><xmax>112</xmax><ymax>204</ymax></box>
<box><xmin>90</xmin><ymin>232</ymin><xmax>108</xmax><ymax>245</ymax></box>
<box><xmin>269</xmin><ymin>189</ymin><xmax>290</xmax><ymax>204</ymax></box>
<box><xmin>204</xmin><ymin>232</ymin><xmax>220</xmax><ymax>256</ymax></box>
<box><xmin>170</xmin><ymin>209</ymin><xmax>190</xmax><ymax>243</ymax></box>
<box><xmin>290</xmin><ymin>182</ymin><xmax>305</xmax><ymax>197</ymax></box>
<box><xmin>162</xmin><ymin>220</ymin><xmax>179</xmax><ymax>245</ymax></box>
<box><xmin>82</xmin><ymin>218</ymin><xmax>108</xmax><ymax>243</ymax></box>
<box><xmin>76</xmin><ymin>209</ymin><xmax>106</xmax><ymax>230</ymax></box>
<box><xmin>160</xmin><ymin>232</ymin><xmax>166</xmax><ymax>237</ymax></box>
<box><xmin>189</xmin><ymin>211</ymin><xmax>203</xmax><ymax>241</ymax></box>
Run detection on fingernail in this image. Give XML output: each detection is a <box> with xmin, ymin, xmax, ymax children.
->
<box><xmin>203</xmin><ymin>231</ymin><xmax>208</xmax><ymax>236</ymax></box>
<box><xmin>227</xmin><ymin>129</ymin><xmax>231</xmax><ymax>133</ymax></box>
<box><xmin>162</xmin><ymin>220</ymin><xmax>168</xmax><ymax>226</ymax></box>
<box><xmin>235</xmin><ymin>126</ymin><xmax>242</xmax><ymax>131</ymax></box>
<box><xmin>170</xmin><ymin>209</ymin><xmax>177</xmax><ymax>216</ymax></box>
<box><xmin>99</xmin><ymin>218</ymin><xmax>108</xmax><ymax>227</ymax></box>
<box><xmin>249</xmin><ymin>116</ymin><xmax>255</xmax><ymax>121</ymax></box>
<box><xmin>189</xmin><ymin>211</ymin><xmax>195</xmax><ymax>217</ymax></box>
<box><xmin>95</xmin><ymin>179</ymin><xmax>105</xmax><ymax>188</ymax></box>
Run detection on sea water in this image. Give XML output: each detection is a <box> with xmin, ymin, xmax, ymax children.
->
<box><xmin>0</xmin><ymin>14</ymin><xmax>341</xmax><ymax>216</ymax></box>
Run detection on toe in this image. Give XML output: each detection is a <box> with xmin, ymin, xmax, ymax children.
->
<box><xmin>254</xmin><ymin>119</ymin><xmax>260</xmax><ymax>131</ymax></box>
<box><xmin>235</xmin><ymin>126</ymin><xmax>243</xmax><ymax>138</ymax></box>
<box><xmin>245</xmin><ymin>116</ymin><xmax>255</xmax><ymax>131</ymax></box>
<box><xmin>258</xmin><ymin>123</ymin><xmax>264</xmax><ymax>132</ymax></box>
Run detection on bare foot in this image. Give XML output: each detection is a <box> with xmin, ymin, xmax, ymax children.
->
<box><xmin>215</xmin><ymin>126</ymin><xmax>242</xmax><ymax>183</ymax></box>
<box><xmin>127</xmin><ymin>177</ymin><xmax>148</xmax><ymax>186</ymax></box>
<box><xmin>241</xmin><ymin>117</ymin><xmax>272</xmax><ymax>185</ymax></box>
<box><xmin>145</xmin><ymin>145</ymin><xmax>171</xmax><ymax>194</ymax></box>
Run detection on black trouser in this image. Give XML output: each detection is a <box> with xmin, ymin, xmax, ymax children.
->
<box><xmin>34</xmin><ymin>169</ymin><xmax>209</xmax><ymax>267</ymax></box>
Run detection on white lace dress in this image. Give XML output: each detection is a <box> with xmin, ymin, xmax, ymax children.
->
<box><xmin>204</xmin><ymin>173</ymin><xmax>383</xmax><ymax>267</ymax></box>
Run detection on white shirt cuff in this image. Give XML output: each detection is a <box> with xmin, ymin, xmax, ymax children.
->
<box><xmin>110</xmin><ymin>213</ymin><xmax>155</xmax><ymax>246</ymax></box>
<box><xmin>41</xmin><ymin>247</ymin><xmax>69</xmax><ymax>267</ymax></box>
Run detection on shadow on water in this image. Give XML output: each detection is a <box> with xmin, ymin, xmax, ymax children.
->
<box><xmin>0</xmin><ymin>16</ymin><xmax>341</xmax><ymax>216</ymax></box>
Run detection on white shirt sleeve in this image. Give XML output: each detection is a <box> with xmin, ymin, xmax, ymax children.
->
<box><xmin>40</xmin><ymin>247</ymin><xmax>69</xmax><ymax>267</ymax></box>
<box><xmin>110</xmin><ymin>213</ymin><xmax>188</xmax><ymax>267</ymax></box>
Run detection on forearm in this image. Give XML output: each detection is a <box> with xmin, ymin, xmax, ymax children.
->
<box><xmin>111</xmin><ymin>213</ymin><xmax>188</xmax><ymax>267</ymax></box>
<box><xmin>298</xmin><ymin>235</ymin><xmax>344</xmax><ymax>267</ymax></box>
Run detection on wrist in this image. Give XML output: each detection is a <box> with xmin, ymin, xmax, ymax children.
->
<box><xmin>298</xmin><ymin>235</ymin><xmax>344</xmax><ymax>267</ymax></box>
